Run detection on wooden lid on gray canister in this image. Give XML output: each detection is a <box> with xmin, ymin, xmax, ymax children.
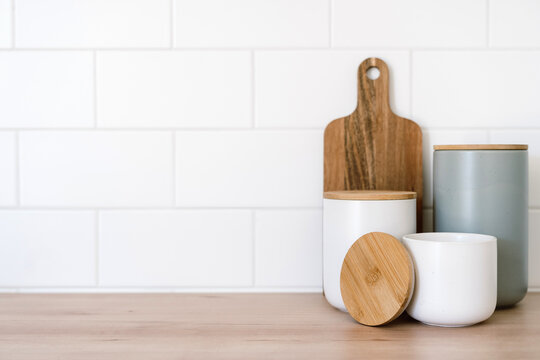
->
<box><xmin>434</xmin><ymin>144</ymin><xmax>528</xmax><ymax>151</ymax></box>
<box><xmin>323</xmin><ymin>190</ymin><xmax>416</xmax><ymax>200</ymax></box>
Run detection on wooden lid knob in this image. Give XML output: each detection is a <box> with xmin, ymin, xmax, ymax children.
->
<box><xmin>340</xmin><ymin>232</ymin><xmax>414</xmax><ymax>326</ymax></box>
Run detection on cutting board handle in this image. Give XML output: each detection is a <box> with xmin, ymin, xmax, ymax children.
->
<box><xmin>356</xmin><ymin>57</ymin><xmax>390</xmax><ymax>114</ymax></box>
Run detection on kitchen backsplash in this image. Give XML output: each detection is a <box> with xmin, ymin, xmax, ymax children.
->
<box><xmin>0</xmin><ymin>0</ymin><xmax>539</xmax><ymax>292</ymax></box>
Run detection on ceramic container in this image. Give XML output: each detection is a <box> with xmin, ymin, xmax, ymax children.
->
<box><xmin>402</xmin><ymin>232</ymin><xmax>497</xmax><ymax>327</ymax></box>
<box><xmin>323</xmin><ymin>190</ymin><xmax>416</xmax><ymax>311</ymax></box>
<box><xmin>433</xmin><ymin>145</ymin><xmax>528</xmax><ymax>307</ymax></box>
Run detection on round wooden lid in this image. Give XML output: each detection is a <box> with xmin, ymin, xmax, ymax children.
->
<box><xmin>340</xmin><ymin>232</ymin><xmax>414</xmax><ymax>326</ymax></box>
<box><xmin>434</xmin><ymin>144</ymin><xmax>528</xmax><ymax>151</ymax></box>
<box><xmin>323</xmin><ymin>190</ymin><xmax>416</xmax><ymax>200</ymax></box>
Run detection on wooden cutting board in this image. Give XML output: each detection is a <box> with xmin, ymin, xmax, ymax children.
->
<box><xmin>324</xmin><ymin>58</ymin><xmax>423</xmax><ymax>231</ymax></box>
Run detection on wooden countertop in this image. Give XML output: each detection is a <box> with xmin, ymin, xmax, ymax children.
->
<box><xmin>1</xmin><ymin>293</ymin><xmax>539</xmax><ymax>359</ymax></box>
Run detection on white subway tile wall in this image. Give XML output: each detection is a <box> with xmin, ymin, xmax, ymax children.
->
<box><xmin>99</xmin><ymin>210</ymin><xmax>252</xmax><ymax>287</ymax></box>
<box><xmin>0</xmin><ymin>133</ymin><xmax>17</xmax><ymax>206</ymax></box>
<box><xmin>0</xmin><ymin>0</ymin><xmax>11</xmax><ymax>47</ymax></box>
<box><xmin>332</xmin><ymin>0</ymin><xmax>486</xmax><ymax>48</ymax></box>
<box><xmin>0</xmin><ymin>211</ymin><xmax>95</xmax><ymax>286</ymax></box>
<box><xmin>0</xmin><ymin>52</ymin><xmax>93</xmax><ymax>128</ymax></box>
<box><xmin>15</xmin><ymin>0</ymin><xmax>170</xmax><ymax>48</ymax></box>
<box><xmin>1</xmin><ymin>0</ymin><xmax>539</xmax><ymax>292</ymax></box>
<box><xmin>490</xmin><ymin>0</ymin><xmax>540</xmax><ymax>47</ymax></box>
<box><xmin>175</xmin><ymin>131</ymin><xmax>322</xmax><ymax>207</ymax></box>
<box><xmin>413</xmin><ymin>51</ymin><xmax>540</xmax><ymax>128</ymax></box>
<box><xmin>174</xmin><ymin>0</ymin><xmax>329</xmax><ymax>48</ymax></box>
<box><xmin>97</xmin><ymin>51</ymin><xmax>252</xmax><ymax>128</ymax></box>
<box><xmin>20</xmin><ymin>132</ymin><xmax>174</xmax><ymax>207</ymax></box>
<box><xmin>255</xmin><ymin>210</ymin><xmax>323</xmax><ymax>287</ymax></box>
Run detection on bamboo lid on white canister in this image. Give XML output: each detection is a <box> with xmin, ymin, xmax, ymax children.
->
<box><xmin>323</xmin><ymin>190</ymin><xmax>416</xmax><ymax>200</ymax></box>
<box><xmin>341</xmin><ymin>232</ymin><xmax>414</xmax><ymax>326</ymax></box>
<box><xmin>434</xmin><ymin>144</ymin><xmax>528</xmax><ymax>151</ymax></box>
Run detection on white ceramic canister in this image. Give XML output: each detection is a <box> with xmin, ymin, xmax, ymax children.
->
<box><xmin>402</xmin><ymin>233</ymin><xmax>497</xmax><ymax>327</ymax></box>
<box><xmin>323</xmin><ymin>190</ymin><xmax>416</xmax><ymax>311</ymax></box>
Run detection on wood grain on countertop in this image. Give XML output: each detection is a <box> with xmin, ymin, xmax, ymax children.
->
<box><xmin>0</xmin><ymin>293</ymin><xmax>539</xmax><ymax>359</ymax></box>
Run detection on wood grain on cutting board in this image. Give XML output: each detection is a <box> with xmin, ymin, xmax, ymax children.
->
<box><xmin>324</xmin><ymin>58</ymin><xmax>423</xmax><ymax>231</ymax></box>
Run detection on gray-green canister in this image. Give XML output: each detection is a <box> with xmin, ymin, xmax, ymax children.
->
<box><xmin>433</xmin><ymin>145</ymin><xmax>528</xmax><ymax>307</ymax></box>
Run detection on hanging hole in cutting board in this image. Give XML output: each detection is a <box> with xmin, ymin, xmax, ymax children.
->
<box><xmin>366</xmin><ymin>66</ymin><xmax>380</xmax><ymax>80</ymax></box>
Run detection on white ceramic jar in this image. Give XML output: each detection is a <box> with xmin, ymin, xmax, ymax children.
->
<box><xmin>402</xmin><ymin>233</ymin><xmax>497</xmax><ymax>327</ymax></box>
<box><xmin>323</xmin><ymin>190</ymin><xmax>416</xmax><ymax>311</ymax></box>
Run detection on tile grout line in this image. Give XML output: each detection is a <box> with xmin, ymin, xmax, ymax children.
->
<box><xmin>170</xmin><ymin>0</ymin><xmax>175</xmax><ymax>48</ymax></box>
<box><xmin>251</xmin><ymin>210</ymin><xmax>256</xmax><ymax>287</ymax></box>
<box><xmin>0</xmin><ymin>127</ymin><xmax>327</xmax><ymax>132</ymax></box>
<box><xmin>251</xmin><ymin>50</ymin><xmax>256</xmax><ymax>128</ymax></box>
<box><xmin>423</xmin><ymin>127</ymin><xmax>540</xmax><ymax>131</ymax></box>
<box><xmin>14</xmin><ymin>131</ymin><xmax>20</xmax><ymax>206</ymax></box>
<box><xmin>4</xmin><ymin>288</ymin><xmax>540</xmax><ymax>293</ymax></box>
<box><xmin>95</xmin><ymin>210</ymin><xmax>99</xmax><ymax>286</ymax></box>
<box><xmin>7</xmin><ymin>286</ymin><xmax>325</xmax><ymax>292</ymax></box>
<box><xmin>2</xmin><ymin>127</ymin><xmax>540</xmax><ymax>132</ymax></box>
<box><xmin>93</xmin><ymin>51</ymin><xmax>97</xmax><ymax>128</ymax></box>
<box><xmin>328</xmin><ymin>0</ymin><xmax>333</xmax><ymax>47</ymax></box>
<box><xmin>0</xmin><ymin>206</ymin><xmax>539</xmax><ymax>211</ymax></box>
<box><xmin>4</xmin><ymin>286</ymin><xmax>539</xmax><ymax>293</ymax></box>
<box><xmin>11</xmin><ymin>0</ymin><xmax>15</xmax><ymax>48</ymax></box>
<box><xmin>3</xmin><ymin>47</ymin><xmax>540</xmax><ymax>52</ymax></box>
<box><xmin>409</xmin><ymin>50</ymin><xmax>413</xmax><ymax>117</ymax></box>
<box><xmin>0</xmin><ymin>206</ymin><xmax>325</xmax><ymax>210</ymax></box>
<box><xmin>486</xmin><ymin>0</ymin><xmax>491</xmax><ymax>47</ymax></box>
<box><xmin>172</xmin><ymin>131</ymin><xmax>176</xmax><ymax>206</ymax></box>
